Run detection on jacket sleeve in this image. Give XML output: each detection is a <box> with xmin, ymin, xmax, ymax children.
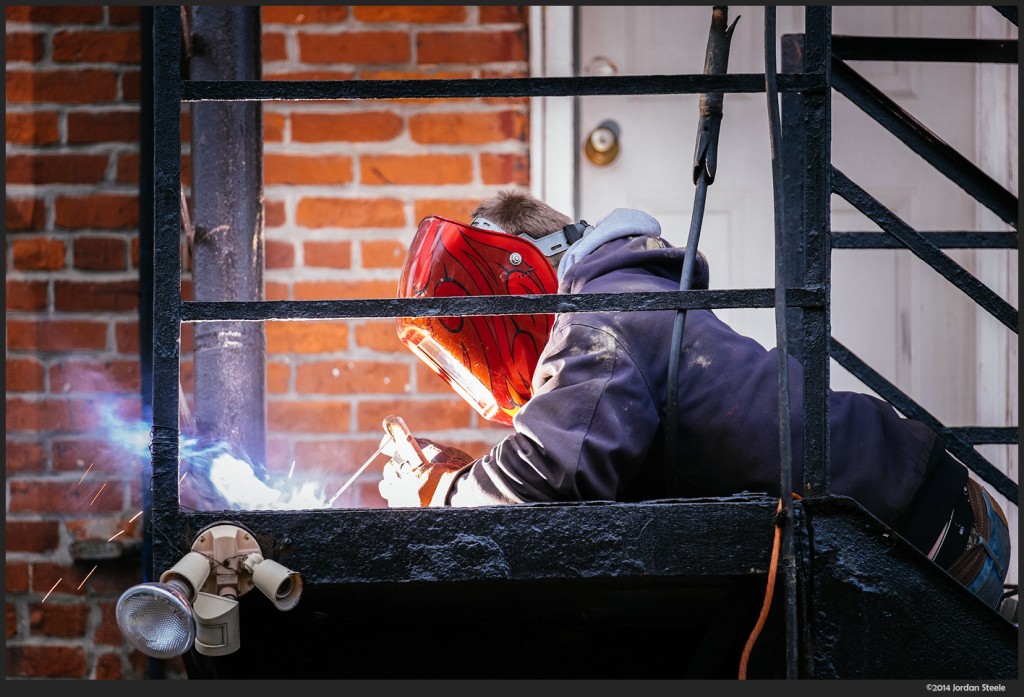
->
<box><xmin>441</xmin><ymin>319</ymin><xmax>661</xmax><ymax>506</ymax></box>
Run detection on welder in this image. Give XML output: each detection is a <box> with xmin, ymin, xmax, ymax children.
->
<box><xmin>381</xmin><ymin>188</ymin><xmax>1012</xmax><ymax>612</ymax></box>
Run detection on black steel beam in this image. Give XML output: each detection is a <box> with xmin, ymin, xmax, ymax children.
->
<box><xmin>831</xmin><ymin>58</ymin><xmax>1018</xmax><ymax>227</ymax></box>
<box><xmin>180</xmin><ymin>73</ymin><xmax>818</xmax><ymax>102</ymax></box>
<box><xmin>830</xmin><ymin>338</ymin><xmax>1018</xmax><ymax>504</ymax></box>
<box><xmin>832</xmin><ymin>36</ymin><xmax>1018</xmax><ymax>63</ymax></box>
<box><xmin>833</xmin><ymin>231</ymin><xmax>1017</xmax><ymax>249</ymax></box>
<box><xmin>833</xmin><ymin>168</ymin><xmax>1019</xmax><ymax>333</ymax></box>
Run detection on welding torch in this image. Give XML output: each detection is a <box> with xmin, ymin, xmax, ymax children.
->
<box><xmin>327</xmin><ymin>415</ymin><xmax>430</xmax><ymax>506</ymax></box>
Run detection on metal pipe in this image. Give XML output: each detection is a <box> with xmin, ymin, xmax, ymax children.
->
<box><xmin>188</xmin><ymin>7</ymin><xmax>266</xmax><ymax>468</ymax></box>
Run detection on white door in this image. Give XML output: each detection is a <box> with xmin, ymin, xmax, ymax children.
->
<box><xmin>533</xmin><ymin>5</ymin><xmax>1017</xmax><ymax>581</ymax></box>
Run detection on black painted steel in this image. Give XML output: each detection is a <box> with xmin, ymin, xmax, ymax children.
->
<box><xmin>832</xmin><ymin>35</ymin><xmax>1018</xmax><ymax>63</ymax></box>
<box><xmin>832</xmin><ymin>58</ymin><xmax>1018</xmax><ymax>227</ymax></box>
<box><xmin>832</xmin><ymin>231</ymin><xmax>1017</xmax><ymax>249</ymax></box>
<box><xmin>833</xmin><ymin>168</ymin><xmax>1019</xmax><ymax>332</ymax></box>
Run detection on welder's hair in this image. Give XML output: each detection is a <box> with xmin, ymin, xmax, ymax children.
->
<box><xmin>471</xmin><ymin>189</ymin><xmax>573</xmax><ymax>240</ymax></box>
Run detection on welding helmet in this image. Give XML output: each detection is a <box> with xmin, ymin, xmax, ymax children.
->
<box><xmin>396</xmin><ymin>215</ymin><xmax>562</xmax><ymax>425</ymax></box>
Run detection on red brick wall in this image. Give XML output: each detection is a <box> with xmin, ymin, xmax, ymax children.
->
<box><xmin>6</xmin><ymin>5</ymin><xmax>529</xmax><ymax>679</ymax></box>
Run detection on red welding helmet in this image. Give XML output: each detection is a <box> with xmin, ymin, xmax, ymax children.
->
<box><xmin>397</xmin><ymin>216</ymin><xmax>559</xmax><ymax>425</ymax></box>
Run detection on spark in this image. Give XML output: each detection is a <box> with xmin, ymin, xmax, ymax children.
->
<box><xmin>78</xmin><ymin>462</ymin><xmax>95</xmax><ymax>485</ymax></box>
<box><xmin>108</xmin><ymin>530</ymin><xmax>125</xmax><ymax>542</ymax></box>
<box><xmin>327</xmin><ymin>442</ymin><xmax>386</xmax><ymax>506</ymax></box>
<box><xmin>76</xmin><ymin>566</ymin><xmax>98</xmax><ymax>591</ymax></box>
<box><xmin>42</xmin><ymin>579</ymin><xmax>62</xmax><ymax>603</ymax></box>
<box><xmin>288</xmin><ymin>460</ymin><xmax>296</xmax><ymax>479</ymax></box>
<box><xmin>89</xmin><ymin>483</ymin><xmax>107</xmax><ymax>506</ymax></box>
<box><xmin>129</xmin><ymin>510</ymin><xmax>143</xmax><ymax>523</ymax></box>
<box><xmin>179</xmin><ymin>471</ymin><xmax>189</xmax><ymax>485</ymax></box>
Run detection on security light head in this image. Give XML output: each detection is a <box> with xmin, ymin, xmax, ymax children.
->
<box><xmin>115</xmin><ymin>581</ymin><xmax>197</xmax><ymax>660</ymax></box>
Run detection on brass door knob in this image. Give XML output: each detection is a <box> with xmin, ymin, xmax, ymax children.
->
<box><xmin>585</xmin><ymin>119</ymin><xmax>621</xmax><ymax>166</ymax></box>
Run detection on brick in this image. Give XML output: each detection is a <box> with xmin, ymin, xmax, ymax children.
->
<box><xmin>262</xmin><ymin>6</ymin><xmax>349</xmax><ymax>24</ymax></box>
<box><xmin>265</xmin><ymin>199</ymin><xmax>286</xmax><ymax>227</ymax></box>
<box><xmin>354</xmin><ymin>320</ymin><xmax>407</xmax><ymax>353</ymax></box>
<box><xmin>265</xmin><ymin>281</ymin><xmax>289</xmax><ymax>300</ymax></box>
<box><xmin>95</xmin><ymin>602</ymin><xmax>124</xmax><ymax>646</ymax></box>
<box><xmin>6</xmin><ymin>397</ymin><xmax>103</xmax><ymax>433</ymax></box>
<box><xmin>6</xmin><ymin>602</ymin><xmax>16</xmax><ymax>639</ymax></box>
<box><xmin>296</xmin><ymin>360</ymin><xmax>409</xmax><ymax>394</ymax></box>
<box><xmin>121</xmin><ymin>69</ymin><xmax>140</xmax><ymax>102</ymax></box>
<box><xmin>6</xmin><ymin>69</ymin><xmax>118</xmax><ymax>104</ymax></box>
<box><xmin>114</xmin><ymin>321</ymin><xmax>139</xmax><ymax>354</ymax></box>
<box><xmin>49</xmin><ymin>359</ymin><xmax>140</xmax><ymax>393</ymax></box>
<box><xmin>4</xmin><ymin>110</ymin><xmax>58</xmax><ymax>144</ymax></box>
<box><xmin>409</xmin><ymin>110</ymin><xmax>527</xmax><ymax>144</ymax></box>
<box><xmin>7</xmin><ymin>561</ymin><xmax>30</xmax><ymax>593</ymax></box>
<box><xmin>108</xmin><ymin>6</ymin><xmax>141</xmax><ymax>25</ymax></box>
<box><xmin>294</xmin><ymin>437</ymin><xmax>387</xmax><ymax>474</ymax></box>
<box><xmin>264</xmin><ymin>111</ymin><xmax>285</xmax><ymax>141</ymax></box>
<box><xmin>267</xmin><ymin>400</ymin><xmax>351</xmax><ymax>434</ymax></box>
<box><xmin>73</xmin><ymin>236</ymin><xmax>128</xmax><ymax>271</ymax></box>
<box><xmin>55</xmin><ymin>194</ymin><xmax>138</xmax><ymax>229</ymax></box>
<box><xmin>299</xmin><ymin>31</ymin><xmax>410</xmax><ymax>64</ymax></box>
<box><xmin>302</xmin><ymin>240</ymin><xmax>351</xmax><ymax>269</ymax></box>
<box><xmin>354</xmin><ymin>6</ymin><xmax>467</xmax><ymax>23</ymax></box>
<box><xmin>262</xmin><ymin>32</ymin><xmax>287</xmax><ymax>62</ymax></box>
<box><xmin>52</xmin><ymin>30</ymin><xmax>140</xmax><ymax>64</ymax></box>
<box><xmin>6</xmin><ymin>440</ymin><xmax>47</xmax><ymax>473</ymax></box>
<box><xmin>54</xmin><ymin>280</ymin><xmax>138</xmax><ymax>312</ymax></box>
<box><xmin>6</xmin><ymin>319</ymin><xmax>109</xmax><ymax>352</ymax></box>
<box><xmin>266</xmin><ymin>320</ymin><xmax>348</xmax><ymax>353</ymax></box>
<box><xmin>52</xmin><ymin>437</ymin><xmax>145</xmax><ymax>475</ymax></box>
<box><xmin>29</xmin><ymin>602</ymin><xmax>89</xmax><ymax>639</ymax></box>
<box><xmin>5</xmin><ymin>358</ymin><xmax>45</xmax><ymax>392</ymax></box>
<box><xmin>6</xmin><ymin>153</ymin><xmax>109</xmax><ymax>185</ymax></box>
<box><xmin>67</xmin><ymin>109</ymin><xmax>140</xmax><ymax>143</ymax></box>
<box><xmin>262</xmin><ymin>68</ymin><xmax>356</xmax><ymax>81</ymax></box>
<box><xmin>5</xmin><ymin>279</ymin><xmax>48</xmax><ymax>311</ymax></box>
<box><xmin>5</xmin><ymin>645</ymin><xmax>89</xmax><ymax>678</ymax></box>
<box><xmin>5</xmin><ymin>521</ymin><xmax>60</xmax><ymax>553</ymax></box>
<box><xmin>11</xmin><ymin>237</ymin><xmax>66</xmax><ymax>271</ymax></box>
<box><xmin>6</xmin><ymin>7</ymin><xmax>103</xmax><ymax>23</ymax></box>
<box><xmin>6</xmin><ymin>197</ymin><xmax>47</xmax><ymax>231</ymax></box>
<box><xmin>361</xmin><ymin>239</ymin><xmax>406</xmax><ymax>269</ymax></box>
<box><xmin>293</xmin><ymin>279</ymin><xmax>397</xmax><ymax>301</ymax></box>
<box><xmin>290</xmin><ymin>111</ymin><xmax>403</xmax><ymax>143</ymax></box>
<box><xmin>480</xmin><ymin>6</ymin><xmax>528</xmax><ymax>24</ymax></box>
<box><xmin>296</xmin><ymin>197</ymin><xmax>405</xmax><ymax>228</ymax></box>
<box><xmin>481</xmin><ymin>152</ymin><xmax>529</xmax><ymax>185</ymax></box>
<box><xmin>414</xmin><ymin>198</ymin><xmax>479</xmax><ymax>223</ymax></box>
<box><xmin>357</xmin><ymin>397</ymin><xmax>472</xmax><ymax>432</ymax></box>
<box><xmin>116</xmin><ymin>152</ymin><xmax>139</xmax><ymax>184</ymax></box>
<box><xmin>417</xmin><ymin>30</ymin><xmax>526</xmax><ymax>65</ymax></box>
<box><xmin>96</xmin><ymin>652</ymin><xmax>123</xmax><ymax>680</ymax></box>
<box><xmin>267</xmin><ymin>361</ymin><xmax>290</xmax><ymax>393</ymax></box>
<box><xmin>265</xmin><ymin>239</ymin><xmax>295</xmax><ymax>268</ymax></box>
<box><xmin>264</xmin><ymin>153</ymin><xmax>353</xmax><ymax>185</ymax></box>
<box><xmin>361</xmin><ymin>153</ymin><xmax>472</xmax><ymax>185</ymax></box>
<box><xmin>5</xmin><ymin>32</ymin><xmax>45</xmax><ymax>62</ymax></box>
<box><xmin>416</xmin><ymin>361</ymin><xmax>458</xmax><ymax>393</ymax></box>
<box><xmin>9</xmin><ymin>479</ymin><xmax>123</xmax><ymax>514</ymax></box>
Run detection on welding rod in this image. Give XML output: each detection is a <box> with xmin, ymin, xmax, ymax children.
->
<box><xmin>327</xmin><ymin>442</ymin><xmax>386</xmax><ymax>507</ymax></box>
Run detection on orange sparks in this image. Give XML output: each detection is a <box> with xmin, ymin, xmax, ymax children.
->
<box><xmin>179</xmin><ymin>471</ymin><xmax>189</xmax><ymax>485</ymax></box>
<box><xmin>77</xmin><ymin>462</ymin><xmax>95</xmax><ymax>485</ymax></box>
<box><xmin>129</xmin><ymin>510</ymin><xmax>143</xmax><ymax>523</ymax></box>
<box><xmin>89</xmin><ymin>483</ymin><xmax>107</xmax><ymax>506</ymax></box>
<box><xmin>76</xmin><ymin>566</ymin><xmax>98</xmax><ymax>591</ymax></box>
<box><xmin>108</xmin><ymin>530</ymin><xmax>125</xmax><ymax>542</ymax></box>
<box><xmin>42</xmin><ymin>579</ymin><xmax>62</xmax><ymax>603</ymax></box>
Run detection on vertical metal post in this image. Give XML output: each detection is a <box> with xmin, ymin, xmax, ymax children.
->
<box><xmin>781</xmin><ymin>35</ymin><xmax>806</xmax><ymax>365</ymax></box>
<box><xmin>188</xmin><ymin>7</ymin><xmax>266</xmax><ymax>467</ymax></box>
<box><xmin>150</xmin><ymin>6</ymin><xmax>185</xmax><ymax>575</ymax></box>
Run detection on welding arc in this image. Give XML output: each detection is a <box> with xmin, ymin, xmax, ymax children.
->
<box><xmin>327</xmin><ymin>443</ymin><xmax>386</xmax><ymax>506</ymax></box>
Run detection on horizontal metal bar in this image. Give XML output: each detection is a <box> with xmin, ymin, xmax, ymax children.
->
<box><xmin>832</xmin><ymin>36</ymin><xmax>1018</xmax><ymax>63</ymax></box>
<box><xmin>179</xmin><ymin>288</ymin><xmax>826</xmax><ymax>322</ymax></box>
<box><xmin>830</xmin><ymin>337</ymin><xmax>1017</xmax><ymax>505</ymax></box>
<box><xmin>947</xmin><ymin>427</ymin><xmax>1020</xmax><ymax>445</ymax></box>
<box><xmin>832</xmin><ymin>231</ymin><xmax>1018</xmax><ymax>249</ymax></box>
<box><xmin>181</xmin><ymin>73</ymin><xmax>819</xmax><ymax>102</ymax></box>
<box><xmin>832</xmin><ymin>168</ymin><xmax>1019</xmax><ymax>333</ymax></box>
<box><xmin>831</xmin><ymin>58</ymin><xmax>1018</xmax><ymax>227</ymax></box>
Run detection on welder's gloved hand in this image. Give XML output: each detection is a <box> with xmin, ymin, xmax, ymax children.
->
<box><xmin>378</xmin><ymin>436</ymin><xmax>473</xmax><ymax>508</ymax></box>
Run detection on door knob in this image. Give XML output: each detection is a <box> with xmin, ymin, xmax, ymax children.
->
<box><xmin>585</xmin><ymin>119</ymin><xmax>621</xmax><ymax>166</ymax></box>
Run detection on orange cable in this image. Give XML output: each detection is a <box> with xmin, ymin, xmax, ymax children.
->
<box><xmin>738</xmin><ymin>492</ymin><xmax>802</xmax><ymax>680</ymax></box>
